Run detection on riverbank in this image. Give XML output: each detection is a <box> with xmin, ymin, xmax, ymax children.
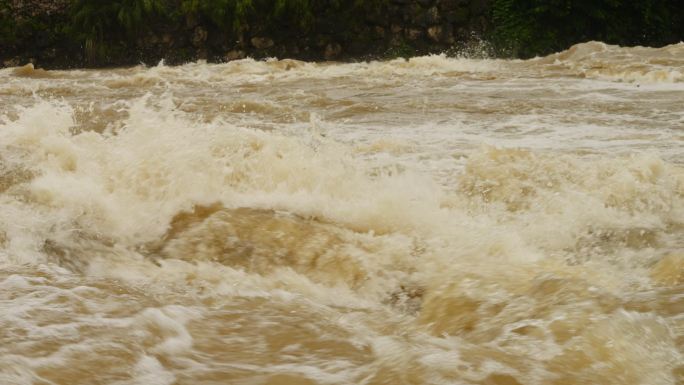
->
<box><xmin>1</xmin><ymin>0</ymin><xmax>682</xmax><ymax>69</ymax></box>
<box><xmin>1</xmin><ymin>0</ymin><xmax>491</xmax><ymax>69</ymax></box>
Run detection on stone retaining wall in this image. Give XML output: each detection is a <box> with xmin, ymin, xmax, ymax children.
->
<box><xmin>0</xmin><ymin>0</ymin><xmax>492</xmax><ymax>68</ymax></box>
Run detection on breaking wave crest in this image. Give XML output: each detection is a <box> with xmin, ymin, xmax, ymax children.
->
<box><xmin>1</xmin><ymin>42</ymin><xmax>684</xmax><ymax>384</ymax></box>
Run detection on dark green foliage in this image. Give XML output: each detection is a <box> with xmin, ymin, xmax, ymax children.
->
<box><xmin>180</xmin><ymin>0</ymin><xmax>253</xmax><ymax>30</ymax></box>
<box><xmin>70</xmin><ymin>0</ymin><xmax>166</xmax><ymax>39</ymax></box>
<box><xmin>491</xmin><ymin>0</ymin><xmax>684</xmax><ymax>58</ymax></box>
<box><xmin>61</xmin><ymin>0</ymin><xmax>388</xmax><ymax>63</ymax></box>
<box><xmin>0</xmin><ymin>1</ymin><xmax>17</xmax><ymax>47</ymax></box>
<box><xmin>178</xmin><ymin>0</ymin><xmax>384</xmax><ymax>33</ymax></box>
<box><xmin>1</xmin><ymin>0</ymin><xmax>75</xmax><ymax>65</ymax></box>
<box><xmin>178</xmin><ymin>0</ymin><xmax>317</xmax><ymax>35</ymax></box>
<box><xmin>271</xmin><ymin>0</ymin><xmax>314</xmax><ymax>29</ymax></box>
<box><xmin>5</xmin><ymin>0</ymin><xmax>683</xmax><ymax>67</ymax></box>
<box><xmin>384</xmin><ymin>40</ymin><xmax>415</xmax><ymax>59</ymax></box>
<box><xmin>69</xmin><ymin>0</ymin><xmax>166</xmax><ymax>61</ymax></box>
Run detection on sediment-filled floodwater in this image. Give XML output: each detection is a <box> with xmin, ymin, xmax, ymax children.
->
<box><xmin>1</xmin><ymin>41</ymin><xmax>684</xmax><ymax>385</ymax></box>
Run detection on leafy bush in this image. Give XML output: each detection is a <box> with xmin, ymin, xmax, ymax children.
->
<box><xmin>0</xmin><ymin>1</ymin><xmax>16</xmax><ymax>46</ymax></box>
<box><xmin>69</xmin><ymin>0</ymin><xmax>166</xmax><ymax>60</ymax></box>
<box><xmin>12</xmin><ymin>0</ymin><xmax>682</xmax><ymax>66</ymax></box>
<box><xmin>179</xmin><ymin>0</ymin><xmax>383</xmax><ymax>33</ymax></box>
<box><xmin>61</xmin><ymin>0</ymin><xmax>390</xmax><ymax>64</ymax></box>
<box><xmin>180</xmin><ymin>0</ymin><xmax>253</xmax><ymax>30</ymax></box>
<box><xmin>491</xmin><ymin>0</ymin><xmax>684</xmax><ymax>58</ymax></box>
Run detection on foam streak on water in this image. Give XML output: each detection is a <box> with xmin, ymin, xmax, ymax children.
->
<box><xmin>1</xmin><ymin>42</ymin><xmax>684</xmax><ymax>385</ymax></box>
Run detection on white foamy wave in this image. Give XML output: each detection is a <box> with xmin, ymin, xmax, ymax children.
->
<box><xmin>537</xmin><ymin>41</ymin><xmax>684</xmax><ymax>83</ymax></box>
<box><xmin>1</xmin><ymin>48</ymin><xmax>683</xmax><ymax>384</ymax></box>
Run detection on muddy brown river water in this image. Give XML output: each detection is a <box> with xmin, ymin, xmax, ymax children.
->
<box><xmin>1</xmin><ymin>41</ymin><xmax>684</xmax><ymax>385</ymax></box>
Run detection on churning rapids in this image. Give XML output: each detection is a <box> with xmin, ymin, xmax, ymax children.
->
<box><xmin>1</xmin><ymin>41</ymin><xmax>684</xmax><ymax>385</ymax></box>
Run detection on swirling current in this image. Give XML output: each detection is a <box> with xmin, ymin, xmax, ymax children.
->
<box><xmin>1</xmin><ymin>41</ymin><xmax>684</xmax><ymax>385</ymax></box>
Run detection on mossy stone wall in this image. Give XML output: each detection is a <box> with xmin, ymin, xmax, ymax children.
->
<box><xmin>0</xmin><ymin>0</ymin><xmax>492</xmax><ymax>68</ymax></box>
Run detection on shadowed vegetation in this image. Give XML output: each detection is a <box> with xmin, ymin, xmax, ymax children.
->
<box><xmin>1</xmin><ymin>0</ymin><xmax>683</xmax><ymax>67</ymax></box>
<box><xmin>69</xmin><ymin>0</ymin><xmax>167</xmax><ymax>61</ymax></box>
<box><xmin>491</xmin><ymin>0</ymin><xmax>684</xmax><ymax>58</ymax></box>
<box><xmin>62</xmin><ymin>0</ymin><xmax>387</xmax><ymax>62</ymax></box>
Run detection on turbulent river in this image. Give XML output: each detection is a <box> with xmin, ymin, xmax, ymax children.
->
<box><xmin>1</xmin><ymin>41</ymin><xmax>684</xmax><ymax>385</ymax></box>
